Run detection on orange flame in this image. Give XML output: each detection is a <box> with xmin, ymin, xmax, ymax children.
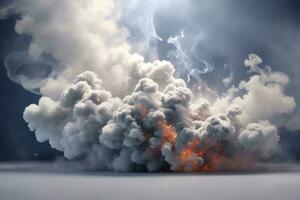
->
<box><xmin>158</xmin><ymin>121</ymin><xmax>222</xmax><ymax>172</ymax></box>
<box><xmin>176</xmin><ymin>138</ymin><xmax>203</xmax><ymax>172</ymax></box>
<box><xmin>159</xmin><ymin>121</ymin><xmax>177</xmax><ymax>145</ymax></box>
<box><xmin>137</xmin><ymin>104</ymin><xmax>253</xmax><ymax>173</ymax></box>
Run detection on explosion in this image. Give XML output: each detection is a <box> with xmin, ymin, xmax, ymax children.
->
<box><xmin>1</xmin><ymin>0</ymin><xmax>297</xmax><ymax>172</ymax></box>
<box><xmin>23</xmin><ymin>63</ymin><xmax>286</xmax><ymax>172</ymax></box>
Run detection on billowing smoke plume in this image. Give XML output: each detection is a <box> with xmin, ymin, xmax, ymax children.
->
<box><xmin>1</xmin><ymin>0</ymin><xmax>297</xmax><ymax>172</ymax></box>
<box><xmin>23</xmin><ymin>57</ymin><xmax>289</xmax><ymax>172</ymax></box>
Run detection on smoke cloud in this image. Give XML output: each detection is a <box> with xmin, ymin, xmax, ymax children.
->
<box><xmin>1</xmin><ymin>0</ymin><xmax>298</xmax><ymax>172</ymax></box>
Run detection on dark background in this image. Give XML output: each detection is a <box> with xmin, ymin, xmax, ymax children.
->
<box><xmin>0</xmin><ymin>17</ymin><xmax>60</xmax><ymax>161</ymax></box>
<box><xmin>0</xmin><ymin>0</ymin><xmax>300</xmax><ymax>162</ymax></box>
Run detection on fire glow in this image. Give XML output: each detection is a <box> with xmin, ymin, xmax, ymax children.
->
<box><xmin>138</xmin><ymin>107</ymin><xmax>253</xmax><ymax>172</ymax></box>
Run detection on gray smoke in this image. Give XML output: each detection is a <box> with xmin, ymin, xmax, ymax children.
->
<box><xmin>1</xmin><ymin>0</ymin><xmax>297</xmax><ymax>172</ymax></box>
<box><xmin>23</xmin><ymin>55</ymin><xmax>293</xmax><ymax>172</ymax></box>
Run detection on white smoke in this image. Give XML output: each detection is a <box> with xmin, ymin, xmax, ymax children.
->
<box><xmin>5</xmin><ymin>0</ymin><xmax>139</xmax><ymax>99</ymax></box>
<box><xmin>167</xmin><ymin>28</ymin><xmax>214</xmax><ymax>82</ymax></box>
<box><xmin>118</xmin><ymin>0</ymin><xmax>162</xmax><ymax>42</ymax></box>
<box><xmin>212</xmin><ymin>54</ymin><xmax>296</xmax><ymax>126</ymax></box>
<box><xmin>1</xmin><ymin>0</ymin><xmax>297</xmax><ymax>172</ymax></box>
<box><xmin>222</xmin><ymin>64</ymin><xmax>234</xmax><ymax>87</ymax></box>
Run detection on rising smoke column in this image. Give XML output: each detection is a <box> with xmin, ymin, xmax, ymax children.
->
<box><xmin>2</xmin><ymin>0</ymin><xmax>297</xmax><ymax>172</ymax></box>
